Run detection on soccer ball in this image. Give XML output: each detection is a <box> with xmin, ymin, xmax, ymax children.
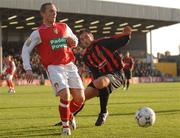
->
<box><xmin>135</xmin><ymin>107</ymin><xmax>156</xmax><ymax>127</ymax></box>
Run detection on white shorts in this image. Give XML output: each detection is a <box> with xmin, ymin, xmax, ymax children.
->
<box><xmin>47</xmin><ymin>62</ymin><xmax>84</xmax><ymax>96</ymax></box>
<box><xmin>6</xmin><ymin>74</ymin><xmax>14</xmax><ymax>80</ymax></box>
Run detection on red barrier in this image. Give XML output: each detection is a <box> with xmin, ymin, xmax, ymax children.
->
<box><xmin>0</xmin><ymin>77</ymin><xmax>178</xmax><ymax>87</ymax></box>
<box><xmin>82</xmin><ymin>78</ymin><xmax>92</xmax><ymax>85</ymax></box>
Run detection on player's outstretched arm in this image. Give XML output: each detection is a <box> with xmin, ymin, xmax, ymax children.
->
<box><xmin>96</xmin><ymin>26</ymin><xmax>132</xmax><ymax>51</ymax></box>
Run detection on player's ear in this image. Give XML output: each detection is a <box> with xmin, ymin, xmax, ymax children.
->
<box><xmin>90</xmin><ymin>33</ymin><xmax>94</xmax><ymax>40</ymax></box>
<box><xmin>40</xmin><ymin>11</ymin><xmax>44</xmax><ymax>18</ymax></box>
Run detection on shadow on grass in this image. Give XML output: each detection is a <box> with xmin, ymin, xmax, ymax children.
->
<box><xmin>24</xmin><ymin>132</ymin><xmax>60</xmax><ymax>137</ymax></box>
<box><xmin>0</xmin><ymin>100</ymin><xmax>174</xmax><ymax>110</ymax></box>
<box><xmin>0</xmin><ymin>123</ymin><xmax>96</xmax><ymax>137</ymax></box>
<box><xmin>0</xmin><ymin>109</ymin><xmax>179</xmax><ymax>137</ymax></box>
<box><xmin>0</xmin><ymin>100</ymin><xmax>155</xmax><ymax>110</ymax></box>
<box><xmin>156</xmin><ymin>109</ymin><xmax>180</xmax><ymax>114</ymax></box>
<box><xmin>0</xmin><ymin>108</ymin><xmax>179</xmax><ymax>122</ymax></box>
<box><xmin>0</xmin><ymin>125</ymin><xmax>60</xmax><ymax>137</ymax></box>
<box><xmin>87</xmin><ymin>100</ymin><xmax>163</xmax><ymax>106</ymax></box>
<box><xmin>0</xmin><ymin>115</ymin><xmax>58</xmax><ymax>121</ymax></box>
<box><xmin>78</xmin><ymin>109</ymin><xmax>180</xmax><ymax>117</ymax></box>
<box><xmin>0</xmin><ymin>105</ymin><xmax>56</xmax><ymax>110</ymax></box>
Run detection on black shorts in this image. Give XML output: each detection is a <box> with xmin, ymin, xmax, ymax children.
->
<box><xmin>88</xmin><ymin>71</ymin><xmax>124</xmax><ymax>93</ymax></box>
<box><xmin>123</xmin><ymin>69</ymin><xmax>132</xmax><ymax>79</ymax></box>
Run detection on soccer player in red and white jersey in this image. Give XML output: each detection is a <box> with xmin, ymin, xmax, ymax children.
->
<box><xmin>21</xmin><ymin>3</ymin><xmax>85</xmax><ymax>135</ymax></box>
<box><xmin>1</xmin><ymin>55</ymin><xmax>16</xmax><ymax>93</ymax></box>
<box><xmin>122</xmin><ymin>51</ymin><xmax>134</xmax><ymax>90</ymax></box>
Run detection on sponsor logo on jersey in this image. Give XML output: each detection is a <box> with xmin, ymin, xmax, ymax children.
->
<box><xmin>53</xmin><ymin>28</ymin><xmax>59</xmax><ymax>34</ymax></box>
<box><xmin>50</xmin><ymin>38</ymin><xmax>67</xmax><ymax>50</ymax></box>
<box><xmin>54</xmin><ymin>82</ymin><xmax>60</xmax><ymax>92</ymax></box>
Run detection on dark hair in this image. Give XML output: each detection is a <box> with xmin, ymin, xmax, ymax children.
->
<box><xmin>3</xmin><ymin>53</ymin><xmax>10</xmax><ymax>58</ymax></box>
<box><xmin>79</xmin><ymin>29</ymin><xmax>92</xmax><ymax>35</ymax></box>
<box><xmin>3</xmin><ymin>54</ymin><xmax>12</xmax><ymax>59</ymax></box>
<box><xmin>40</xmin><ymin>2</ymin><xmax>53</xmax><ymax>13</ymax></box>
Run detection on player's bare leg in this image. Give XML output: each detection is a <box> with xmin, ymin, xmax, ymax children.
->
<box><xmin>93</xmin><ymin>76</ymin><xmax>110</xmax><ymax>126</ymax></box>
<box><xmin>123</xmin><ymin>79</ymin><xmax>127</xmax><ymax>90</ymax></box>
<box><xmin>9</xmin><ymin>80</ymin><xmax>15</xmax><ymax>93</ymax></box>
<box><xmin>6</xmin><ymin>79</ymin><xmax>15</xmax><ymax>93</ymax></box>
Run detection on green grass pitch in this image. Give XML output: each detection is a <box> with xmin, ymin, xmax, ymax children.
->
<box><xmin>0</xmin><ymin>83</ymin><xmax>180</xmax><ymax>138</ymax></box>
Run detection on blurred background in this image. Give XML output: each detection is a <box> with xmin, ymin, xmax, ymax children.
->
<box><xmin>1</xmin><ymin>0</ymin><xmax>180</xmax><ymax>86</ymax></box>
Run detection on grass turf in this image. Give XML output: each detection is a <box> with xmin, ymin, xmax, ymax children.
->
<box><xmin>0</xmin><ymin>82</ymin><xmax>180</xmax><ymax>138</ymax></box>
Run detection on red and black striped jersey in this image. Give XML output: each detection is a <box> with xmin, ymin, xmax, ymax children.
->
<box><xmin>123</xmin><ymin>56</ymin><xmax>134</xmax><ymax>70</ymax></box>
<box><xmin>82</xmin><ymin>34</ymin><xmax>130</xmax><ymax>78</ymax></box>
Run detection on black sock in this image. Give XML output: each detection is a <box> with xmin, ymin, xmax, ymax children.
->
<box><xmin>122</xmin><ymin>80</ymin><xmax>125</xmax><ymax>88</ymax></box>
<box><xmin>99</xmin><ymin>88</ymin><xmax>110</xmax><ymax>114</ymax></box>
<box><xmin>127</xmin><ymin>80</ymin><xmax>129</xmax><ymax>89</ymax></box>
<box><xmin>73</xmin><ymin>104</ymin><xmax>85</xmax><ymax>116</ymax></box>
<box><xmin>122</xmin><ymin>74</ymin><xmax>125</xmax><ymax>87</ymax></box>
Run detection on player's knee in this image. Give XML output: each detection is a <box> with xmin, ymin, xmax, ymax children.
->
<box><xmin>74</xmin><ymin>96</ymin><xmax>85</xmax><ymax>104</ymax></box>
<box><xmin>71</xmin><ymin>96</ymin><xmax>84</xmax><ymax>108</ymax></box>
<box><xmin>93</xmin><ymin>77</ymin><xmax>110</xmax><ymax>89</ymax></box>
<box><xmin>73</xmin><ymin>99</ymin><xmax>84</xmax><ymax>107</ymax></box>
<box><xmin>58</xmin><ymin>89</ymin><xmax>71</xmax><ymax>101</ymax></box>
<box><xmin>72</xmin><ymin>90</ymin><xmax>85</xmax><ymax>103</ymax></box>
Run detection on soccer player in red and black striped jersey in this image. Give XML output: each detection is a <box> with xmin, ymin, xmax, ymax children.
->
<box><xmin>79</xmin><ymin>26</ymin><xmax>132</xmax><ymax>126</ymax></box>
<box><xmin>55</xmin><ymin>26</ymin><xmax>132</xmax><ymax>127</ymax></box>
<box><xmin>122</xmin><ymin>51</ymin><xmax>134</xmax><ymax>90</ymax></box>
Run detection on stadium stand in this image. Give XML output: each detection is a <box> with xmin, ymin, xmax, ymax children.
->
<box><xmin>2</xmin><ymin>43</ymin><xmax>165</xmax><ymax>82</ymax></box>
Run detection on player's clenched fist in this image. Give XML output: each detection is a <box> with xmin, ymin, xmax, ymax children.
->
<box><xmin>25</xmin><ymin>70</ymin><xmax>34</xmax><ymax>83</ymax></box>
<box><xmin>123</xmin><ymin>26</ymin><xmax>132</xmax><ymax>35</ymax></box>
<box><xmin>66</xmin><ymin>37</ymin><xmax>77</xmax><ymax>48</ymax></box>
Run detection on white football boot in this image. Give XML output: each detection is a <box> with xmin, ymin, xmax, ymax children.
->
<box><xmin>61</xmin><ymin>128</ymin><xmax>71</xmax><ymax>135</ymax></box>
<box><xmin>70</xmin><ymin>116</ymin><xmax>77</xmax><ymax>130</ymax></box>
